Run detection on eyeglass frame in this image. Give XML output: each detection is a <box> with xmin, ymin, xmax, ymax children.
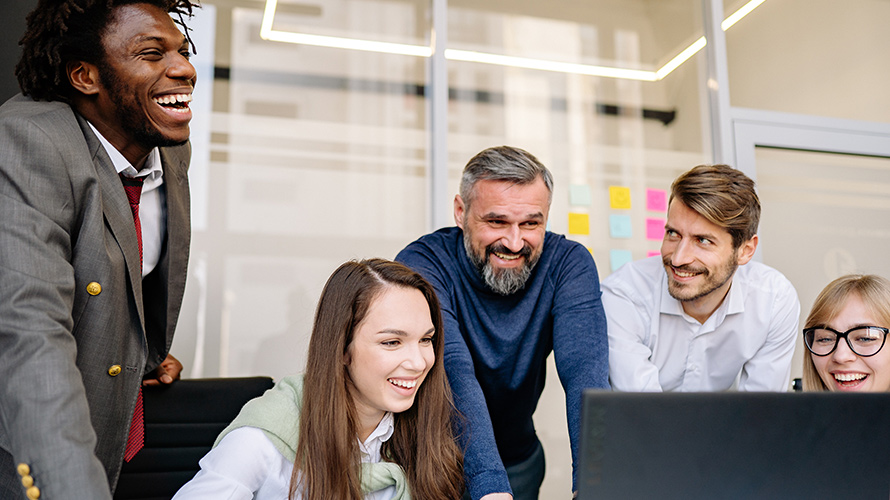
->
<box><xmin>802</xmin><ymin>325</ymin><xmax>890</xmax><ymax>357</ymax></box>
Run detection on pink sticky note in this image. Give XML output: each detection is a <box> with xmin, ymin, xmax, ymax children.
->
<box><xmin>648</xmin><ymin>250</ymin><xmax>660</xmax><ymax>258</ymax></box>
<box><xmin>646</xmin><ymin>188</ymin><xmax>667</xmax><ymax>212</ymax></box>
<box><xmin>646</xmin><ymin>218</ymin><xmax>666</xmax><ymax>241</ymax></box>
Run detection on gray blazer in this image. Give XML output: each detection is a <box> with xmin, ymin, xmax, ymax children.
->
<box><xmin>0</xmin><ymin>94</ymin><xmax>191</xmax><ymax>499</ymax></box>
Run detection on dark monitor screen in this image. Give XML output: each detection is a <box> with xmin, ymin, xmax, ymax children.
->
<box><xmin>577</xmin><ymin>391</ymin><xmax>890</xmax><ymax>500</ymax></box>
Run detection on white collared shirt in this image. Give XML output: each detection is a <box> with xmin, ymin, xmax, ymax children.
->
<box><xmin>171</xmin><ymin>412</ymin><xmax>397</xmax><ymax>500</ymax></box>
<box><xmin>603</xmin><ymin>256</ymin><xmax>800</xmax><ymax>392</ymax></box>
<box><xmin>87</xmin><ymin>123</ymin><xmax>165</xmax><ymax>277</ymax></box>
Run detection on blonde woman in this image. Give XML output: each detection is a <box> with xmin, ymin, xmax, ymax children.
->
<box><xmin>802</xmin><ymin>274</ymin><xmax>890</xmax><ymax>392</ymax></box>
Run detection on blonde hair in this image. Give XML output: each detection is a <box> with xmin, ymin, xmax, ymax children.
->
<box><xmin>802</xmin><ymin>274</ymin><xmax>890</xmax><ymax>391</ymax></box>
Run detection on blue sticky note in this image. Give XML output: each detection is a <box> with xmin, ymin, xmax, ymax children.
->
<box><xmin>609</xmin><ymin>214</ymin><xmax>632</xmax><ymax>239</ymax></box>
<box><xmin>569</xmin><ymin>184</ymin><xmax>593</xmax><ymax>206</ymax></box>
<box><xmin>610</xmin><ymin>249</ymin><xmax>633</xmax><ymax>272</ymax></box>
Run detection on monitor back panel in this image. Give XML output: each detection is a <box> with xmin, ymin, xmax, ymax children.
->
<box><xmin>577</xmin><ymin>391</ymin><xmax>890</xmax><ymax>500</ymax></box>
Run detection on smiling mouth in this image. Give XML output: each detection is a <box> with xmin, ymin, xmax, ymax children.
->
<box><xmin>493</xmin><ymin>251</ymin><xmax>522</xmax><ymax>261</ymax></box>
<box><xmin>388</xmin><ymin>378</ymin><xmax>417</xmax><ymax>389</ymax></box>
<box><xmin>834</xmin><ymin>372</ymin><xmax>867</xmax><ymax>383</ymax></box>
<box><xmin>669</xmin><ymin>265</ymin><xmax>706</xmax><ymax>279</ymax></box>
<box><xmin>153</xmin><ymin>93</ymin><xmax>192</xmax><ymax>112</ymax></box>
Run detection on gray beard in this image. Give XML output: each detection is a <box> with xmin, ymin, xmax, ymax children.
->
<box><xmin>463</xmin><ymin>235</ymin><xmax>536</xmax><ymax>296</ymax></box>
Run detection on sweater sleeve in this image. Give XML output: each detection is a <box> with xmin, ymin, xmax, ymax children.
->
<box><xmin>396</xmin><ymin>242</ymin><xmax>512</xmax><ymax>500</ymax></box>
<box><xmin>550</xmin><ymin>242</ymin><xmax>609</xmax><ymax>493</ymax></box>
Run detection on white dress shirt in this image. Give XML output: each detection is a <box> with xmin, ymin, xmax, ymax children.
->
<box><xmin>603</xmin><ymin>256</ymin><xmax>800</xmax><ymax>392</ymax></box>
<box><xmin>171</xmin><ymin>412</ymin><xmax>397</xmax><ymax>500</ymax></box>
<box><xmin>88</xmin><ymin>123</ymin><xmax>165</xmax><ymax>277</ymax></box>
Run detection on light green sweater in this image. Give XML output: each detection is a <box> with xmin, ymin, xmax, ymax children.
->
<box><xmin>214</xmin><ymin>375</ymin><xmax>411</xmax><ymax>499</ymax></box>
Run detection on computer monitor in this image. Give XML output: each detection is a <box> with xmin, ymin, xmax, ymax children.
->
<box><xmin>577</xmin><ymin>391</ymin><xmax>890</xmax><ymax>500</ymax></box>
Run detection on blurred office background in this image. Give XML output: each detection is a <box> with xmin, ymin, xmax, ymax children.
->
<box><xmin>2</xmin><ymin>0</ymin><xmax>889</xmax><ymax>496</ymax></box>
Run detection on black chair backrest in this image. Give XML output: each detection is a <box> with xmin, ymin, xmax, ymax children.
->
<box><xmin>113</xmin><ymin>376</ymin><xmax>275</xmax><ymax>500</ymax></box>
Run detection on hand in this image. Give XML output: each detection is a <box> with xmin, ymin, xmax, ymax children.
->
<box><xmin>142</xmin><ymin>353</ymin><xmax>183</xmax><ymax>386</ymax></box>
<box><xmin>480</xmin><ymin>494</ymin><xmax>512</xmax><ymax>500</ymax></box>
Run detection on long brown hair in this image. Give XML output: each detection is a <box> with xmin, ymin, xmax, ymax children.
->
<box><xmin>802</xmin><ymin>274</ymin><xmax>890</xmax><ymax>391</ymax></box>
<box><xmin>292</xmin><ymin>258</ymin><xmax>463</xmax><ymax>499</ymax></box>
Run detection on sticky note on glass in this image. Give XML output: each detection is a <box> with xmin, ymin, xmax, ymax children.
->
<box><xmin>568</xmin><ymin>213</ymin><xmax>590</xmax><ymax>235</ymax></box>
<box><xmin>569</xmin><ymin>184</ymin><xmax>592</xmax><ymax>206</ymax></box>
<box><xmin>646</xmin><ymin>188</ymin><xmax>667</xmax><ymax>212</ymax></box>
<box><xmin>609</xmin><ymin>186</ymin><xmax>631</xmax><ymax>209</ymax></box>
<box><xmin>610</xmin><ymin>249</ymin><xmax>633</xmax><ymax>272</ymax></box>
<box><xmin>648</xmin><ymin>250</ymin><xmax>661</xmax><ymax>258</ymax></box>
<box><xmin>609</xmin><ymin>214</ymin><xmax>632</xmax><ymax>239</ymax></box>
<box><xmin>646</xmin><ymin>218</ymin><xmax>666</xmax><ymax>241</ymax></box>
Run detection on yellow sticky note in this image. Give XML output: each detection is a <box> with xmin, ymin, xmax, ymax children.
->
<box><xmin>568</xmin><ymin>213</ymin><xmax>590</xmax><ymax>235</ymax></box>
<box><xmin>586</xmin><ymin>247</ymin><xmax>594</xmax><ymax>257</ymax></box>
<box><xmin>609</xmin><ymin>186</ymin><xmax>632</xmax><ymax>209</ymax></box>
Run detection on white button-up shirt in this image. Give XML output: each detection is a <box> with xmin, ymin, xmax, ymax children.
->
<box><xmin>171</xmin><ymin>412</ymin><xmax>397</xmax><ymax>500</ymax></box>
<box><xmin>603</xmin><ymin>256</ymin><xmax>800</xmax><ymax>392</ymax></box>
<box><xmin>88</xmin><ymin>123</ymin><xmax>165</xmax><ymax>277</ymax></box>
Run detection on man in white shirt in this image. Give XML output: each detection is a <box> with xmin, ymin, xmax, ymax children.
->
<box><xmin>603</xmin><ymin>164</ymin><xmax>799</xmax><ymax>392</ymax></box>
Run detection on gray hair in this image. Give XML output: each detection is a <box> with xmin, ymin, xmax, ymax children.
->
<box><xmin>459</xmin><ymin>146</ymin><xmax>554</xmax><ymax>209</ymax></box>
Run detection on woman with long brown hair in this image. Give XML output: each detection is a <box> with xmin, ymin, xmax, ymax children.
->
<box><xmin>173</xmin><ymin>259</ymin><xmax>464</xmax><ymax>499</ymax></box>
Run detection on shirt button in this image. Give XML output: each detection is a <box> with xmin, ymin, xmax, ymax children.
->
<box><xmin>26</xmin><ymin>486</ymin><xmax>40</xmax><ymax>499</ymax></box>
<box><xmin>16</xmin><ymin>463</ymin><xmax>29</xmax><ymax>476</ymax></box>
<box><xmin>108</xmin><ymin>365</ymin><xmax>122</xmax><ymax>377</ymax></box>
<box><xmin>21</xmin><ymin>475</ymin><xmax>33</xmax><ymax>488</ymax></box>
<box><xmin>86</xmin><ymin>282</ymin><xmax>102</xmax><ymax>295</ymax></box>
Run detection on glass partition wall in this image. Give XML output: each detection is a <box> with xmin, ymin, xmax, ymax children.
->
<box><xmin>170</xmin><ymin>0</ymin><xmax>834</xmax><ymax>496</ymax></box>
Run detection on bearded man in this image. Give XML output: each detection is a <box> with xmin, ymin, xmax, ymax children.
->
<box><xmin>604</xmin><ymin>164</ymin><xmax>799</xmax><ymax>392</ymax></box>
<box><xmin>397</xmin><ymin>146</ymin><xmax>608</xmax><ymax>500</ymax></box>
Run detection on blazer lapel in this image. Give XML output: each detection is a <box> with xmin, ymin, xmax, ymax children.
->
<box><xmin>76</xmin><ymin>115</ymin><xmax>146</xmax><ymax>329</ymax></box>
<box><xmin>158</xmin><ymin>145</ymin><xmax>191</xmax><ymax>343</ymax></box>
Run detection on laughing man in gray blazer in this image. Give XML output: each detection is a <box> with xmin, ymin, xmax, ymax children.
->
<box><xmin>0</xmin><ymin>1</ymin><xmax>200</xmax><ymax>498</ymax></box>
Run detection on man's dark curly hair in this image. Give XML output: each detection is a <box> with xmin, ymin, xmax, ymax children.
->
<box><xmin>15</xmin><ymin>0</ymin><xmax>199</xmax><ymax>102</ymax></box>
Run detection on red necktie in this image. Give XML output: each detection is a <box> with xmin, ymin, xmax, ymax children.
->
<box><xmin>120</xmin><ymin>174</ymin><xmax>144</xmax><ymax>462</ymax></box>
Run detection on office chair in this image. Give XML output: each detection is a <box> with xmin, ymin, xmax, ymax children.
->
<box><xmin>113</xmin><ymin>376</ymin><xmax>275</xmax><ymax>500</ymax></box>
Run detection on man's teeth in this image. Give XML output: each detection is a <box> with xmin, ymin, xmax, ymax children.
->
<box><xmin>493</xmin><ymin>252</ymin><xmax>520</xmax><ymax>261</ymax></box>
<box><xmin>673</xmin><ymin>269</ymin><xmax>699</xmax><ymax>278</ymax></box>
<box><xmin>389</xmin><ymin>378</ymin><xmax>417</xmax><ymax>389</ymax></box>
<box><xmin>834</xmin><ymin>373</ymin><xmax>867</xmax><ymax>382</ymax></box>
<box><xmin>154</xmin><ymin>94</ymin><xmax>192</xmax><ymax>105</ymax></box>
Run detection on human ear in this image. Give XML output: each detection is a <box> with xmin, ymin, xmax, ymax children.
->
<box><xmin>736</xmin><ymin>234</ymin><xmax>758</xmax><ymax>265</ymax></box>
<box><xmin>453</xmin><ymin>195</ymin><xmax>466</xmax><ymax>229</ymax></box>
<box><xmin>66</xmin><ymin>61</ymin><xmax>101</xmax><ymax>96</ymax></box>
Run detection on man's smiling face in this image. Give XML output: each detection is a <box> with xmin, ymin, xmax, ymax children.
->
<box><xmin>89</xmin><ymin>3</ymin><xmax>196</xmax><ymax>164</ymax></box>
<box><xmin>661</xmin><ymin>199</ymin><xmax>741</xmax><ymax>304</ymax></box>
<box><xmin>455</xmin><ymin>177</ymin><xmax>550</xmax><ymax>295</ymax></box>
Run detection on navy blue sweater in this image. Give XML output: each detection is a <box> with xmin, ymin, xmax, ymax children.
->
<box><xmin>397</xmin><ymin>227</ymin><xmax>608</xmax><ymax>499</ymax></box>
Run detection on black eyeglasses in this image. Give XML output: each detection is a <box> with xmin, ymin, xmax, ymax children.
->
<box><xmin>803</xmin><ymin>326</ymin><xmax>889</xmax><ymax>357</ymax></box>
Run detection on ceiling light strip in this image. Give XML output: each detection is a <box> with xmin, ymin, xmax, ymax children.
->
<box><xmin>722</xmin><ymin>0</ymin><xmax>767</xmax><ymax>30</ymax></box>
<box><xmin>656</xmin><ymin>36</ymin><xmax>706</xmax><ymax>80</ymax></box>
<box><xmin>263</xmin><ymin>30</ymin><xmax>433</xmax><ymax>57</ymax></box>
<box><xmin>260</xmin><ymin>0</ymin><xmax>766</xmax><ymax>82</ymax></box>
<box><xmin>445</xmin><ymin>49</ymin><xmax>657</xmax><ymax>81</ymax></box>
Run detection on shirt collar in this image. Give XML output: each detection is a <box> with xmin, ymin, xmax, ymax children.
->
<box><xmin>359</xmin><ymin>412</ymin><xmax>395</xmax><ymax>459</ymax></box>
<box><xmin>87</xmin><ymin>122</ymin><xmax>163</xmax><ymax>182</ymax></box>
